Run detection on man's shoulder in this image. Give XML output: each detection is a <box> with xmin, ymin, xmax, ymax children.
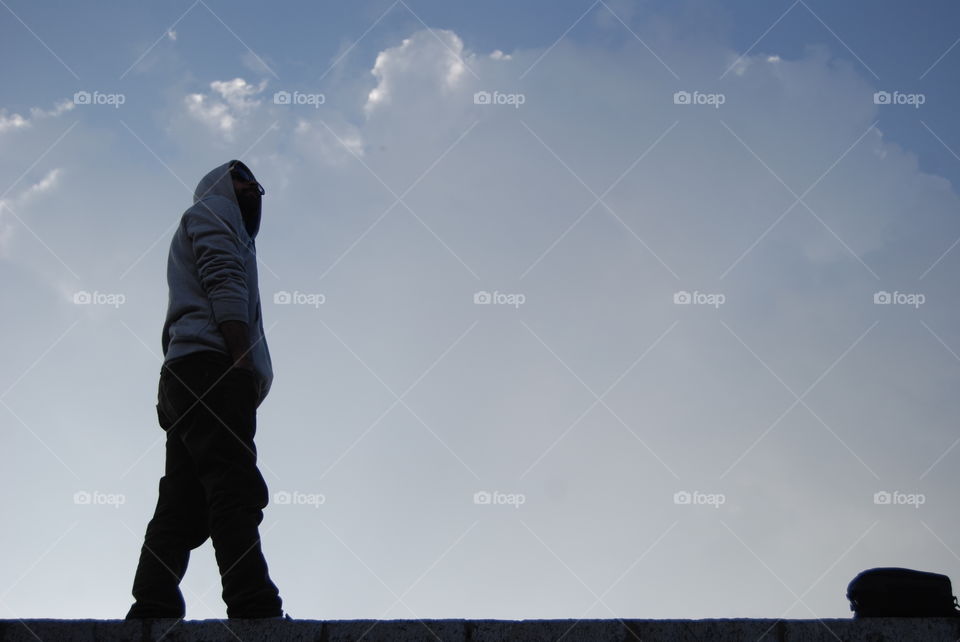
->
<box><xmin>183</xmin><ymin>195</ymin><xmax>244</xmax><ymax>229</ymax></box>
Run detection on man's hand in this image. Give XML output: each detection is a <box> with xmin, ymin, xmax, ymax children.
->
<box><xmin>219</xmin><ymin>320</ymin><xmax>256</xmax><ymax>372</ymax></box>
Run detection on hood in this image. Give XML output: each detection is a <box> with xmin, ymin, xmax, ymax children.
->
<box><xmin>192</xmin><ymin>159</ymin><xmax>261</xmax><ymax>239</ymax></box>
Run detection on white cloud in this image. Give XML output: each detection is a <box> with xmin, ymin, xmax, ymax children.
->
<box><xmin>18</xmin><ymin>168</ymin><xmax>61</xmax><ymax>203</ymax></box>
<box><xmin>185</xmin><ymin>92</ymin><xmax>234</xmax><ymax>134</ymax></box>
<box><xmin>364</xmin><ymin>29</ymin><xmax>472</xmax><ymax>115</ymax></box>
<box><xmin>0</xmin><ymin>168</ymin><xmax>62</xmax><ymax>210</ymax></box>
<box><xmin>246</xmin><ymin>29</ymin><xmax>960</xmax><ymax>618</ymax></box>
<box><xmin>0</xmin><ymin>99</ymin><xmax>73</xmax><ymax>134</ymax></box>
<box><xmin>212</xmin><ymin>77</ymin><xmax>266</xmax><ymax>107</ymax></box>
<box><xmin>0</xmin><ymin>168</ymin><xmax>62</xmax><ymax>255</ymax></box>
<box><xmin>0</xmin><ymin>111</ymin><xmax>29</xmax><ymax>133</ymax></box>
<box><xmin>184</xmin><ymin>77</ymin><xmax>267</xmax><ymax>138</ymax></box>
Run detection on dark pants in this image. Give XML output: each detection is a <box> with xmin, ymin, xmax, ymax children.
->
<box><xmin>126</xmin><ymin>350</ymin><xmax>282</xmax><ymax>619</ymax></box>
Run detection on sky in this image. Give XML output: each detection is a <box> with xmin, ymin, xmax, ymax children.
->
<box><xmin>2</xmin><ymin>0</ymin><xmax>960</xmax><ymax>626</ymax></box>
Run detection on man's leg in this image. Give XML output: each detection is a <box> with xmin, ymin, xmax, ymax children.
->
<box><xmin>176</xmin><ymin>353</ymin><xmax>282</xmax><ymax>618</ymax></box>
<box><xmin>126</xmin><ymin>373</ymin><xmax>210</xmax><ymax>619</ymax></box>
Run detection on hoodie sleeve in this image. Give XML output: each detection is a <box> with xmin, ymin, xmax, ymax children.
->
<box><xmin>183</xmin><ymin>196</ymin><xmax>250</xmax><ymax>325</ymax></box>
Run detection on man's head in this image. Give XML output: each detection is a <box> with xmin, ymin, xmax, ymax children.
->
<box><xmin>230</xmin><ymin>161</ymin><xmax>264</xmax><ymax>200</ymax></box>
<box><xmin>229</xmin><ymin>161</ymin><xmax>264</xmax><ymax>233</ymax></box>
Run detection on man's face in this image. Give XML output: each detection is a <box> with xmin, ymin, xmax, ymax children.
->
<box><xmin>230</xmin><ymin>164</ymin><xmax>263</xmax><ymax>217</ymax></box>
<box><xmin>231</xmin><ymin>165</ymin><xmax>263</xmax><ymax>199</ymax></box>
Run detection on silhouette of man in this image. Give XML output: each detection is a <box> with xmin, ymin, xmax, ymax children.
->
<box><xmin>126</xmin><ymin>160</ymin><xmax>283</xmax><ymax>619</ymax></box>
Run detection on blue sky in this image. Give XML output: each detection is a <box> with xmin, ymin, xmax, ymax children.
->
<box><xmin>5</xmin><ymin>1</ymin><xmax>960</xmax><ymax>183</ymax></box>
<box><xmin>3</xmin><ymin>0</ymin><xmax>960</xmax><ymax>627</ymax></box>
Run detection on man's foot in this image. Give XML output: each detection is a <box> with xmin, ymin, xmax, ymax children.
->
<box><xmin>228</xmin><ymin>611</ymin><xmax>291</xmax><ymax>620</ymax></box>
<box><xmin>124</xmin><ymin>610</ymin><xmax>185</xmax><ymax>620</ymax></box>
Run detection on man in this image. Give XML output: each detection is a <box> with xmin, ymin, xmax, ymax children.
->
<box><xmin>126</xmin><ymin>160</ymin><xmax>285</xmax><ymax>620</ymax></box>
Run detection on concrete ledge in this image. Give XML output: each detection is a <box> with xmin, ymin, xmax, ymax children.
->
<box><xmin>3</xmin><ymin>618</ymin><xmax>960</xmax><ymax>641</ymax></box>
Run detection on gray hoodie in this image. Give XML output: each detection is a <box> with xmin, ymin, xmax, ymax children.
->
<box><xmin>160</xmin><ymin>160</ymin><xmax>273</xmax><ymax>406</ymax></box>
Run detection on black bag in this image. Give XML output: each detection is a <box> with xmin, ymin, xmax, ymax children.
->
<box><xmin>847</xmin><ymin>567</ymin><xmax>960</xmax><ymax>617</ymax></box>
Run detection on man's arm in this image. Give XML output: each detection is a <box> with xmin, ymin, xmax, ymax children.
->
<box><xmin>184</xmin><ymin>198</ymin><xmax>254</xmax><ymax>372</ymax></box>
<box><xmin>219</xmin><ymin>320</ymin><xmax>255</xmax><ymax>372</ymax></box>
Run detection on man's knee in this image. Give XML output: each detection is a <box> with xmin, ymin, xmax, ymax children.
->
<box><xmin>203</xmin><ymin>472</ymin><xmax>269</xmax><ymax>513</ymax></box>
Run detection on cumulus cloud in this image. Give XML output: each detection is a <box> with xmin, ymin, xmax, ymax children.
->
<box><xmin>364</xmin><ymin>29</ymin><xmax>473</xmax><ymax>115</ymax></box>
<box><xmin>238</xmin><ymin>28</ymin><xmax>960</xmax><ymax>618</ymax></box>
<box><xmin>184</xmin><ymin>77</ymin><xmax>268</xmax><ymax>138</ymax></box>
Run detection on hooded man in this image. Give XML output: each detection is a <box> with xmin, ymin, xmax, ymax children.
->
<box><xmin>125</xmin><ymin>160</ymin><xmax>284</xmax><ymax>620</ymax></box>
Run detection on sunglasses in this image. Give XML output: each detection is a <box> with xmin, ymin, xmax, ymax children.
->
<box><xmin>230</xmin><ymin>165</ymin><xmax>265</xmax><ymax>196</ymax></box>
